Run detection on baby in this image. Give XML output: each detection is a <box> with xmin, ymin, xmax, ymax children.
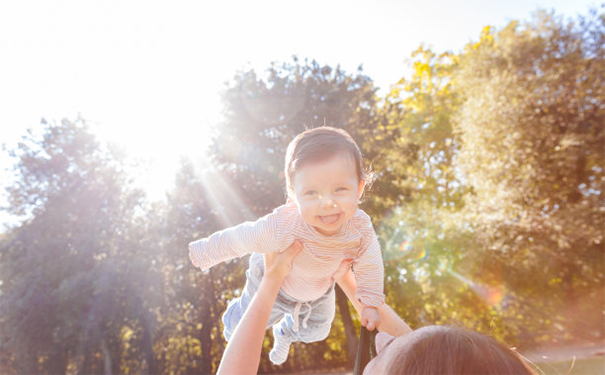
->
<box><xmin>189</xmin><ymin>126</ymin><xmax>384</xmax><ymax>364</ymax></box>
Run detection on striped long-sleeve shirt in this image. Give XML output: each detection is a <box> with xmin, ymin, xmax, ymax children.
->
<box><xmin>189</xmin><ymin>203</ymin><xmax>385</xmax><ymax>308</ymax></box>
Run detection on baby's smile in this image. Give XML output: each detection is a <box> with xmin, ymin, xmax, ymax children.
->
<box><xmin>319</xmin><ymin>213</ymin><xmax>341</xmax><ymax>225</ymax></box>
<box><xmin>292</xmin><ymin>153</ymin><xmax>364</xmax><ymax>237</ymax></box>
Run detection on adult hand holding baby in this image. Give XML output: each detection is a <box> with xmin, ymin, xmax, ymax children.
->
<box><xmin>264</xmin><ymin>240</ymin><xmax>303</xmax><ymax>281</ymax></box>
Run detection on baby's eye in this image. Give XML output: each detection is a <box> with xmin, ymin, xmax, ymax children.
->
<box><xmin>305</xmin><ymin>190</ymin><xmax>318</xmax><ymax>196</ymax></box>
<box><xmin>335</xmin><ymin>187</ymin><xmax>349</xmax><ymax>192</ymax></box>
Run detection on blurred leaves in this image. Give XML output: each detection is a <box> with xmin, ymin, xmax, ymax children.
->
<box><xmin>1</xmin><ymin>7</ymin><xmax>603</xmax><ymax>374</ymax></box>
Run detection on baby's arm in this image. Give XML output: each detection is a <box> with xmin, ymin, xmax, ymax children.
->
<box><xmin>350</xmin><ymin>223</ymin><xmax>386</xmax><ymax>318</ymax></box>
<box><xmin>332</xmin><ymin>259</ymin><xmax>384</xmax><ymax>331</ymax></box>
<box><xmin>189</xmin><ymin>211</ymin><xmax>279</xmax><ymax>270</ymax></box>
<box><xmin>332</xmin><ymin>260</ymin><xmax>381</xmax><ymax>330</ymax></box>
<box><xmin>334</xmin><ymin>263</ymin><xmax>412</xmax><ymax>336</ymax></box>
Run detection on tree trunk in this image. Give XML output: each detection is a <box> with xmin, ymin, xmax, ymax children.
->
<box><xmin>15</xmin><ymin>348</ymin><xmax>38</xmax><ymax>375</ymax></box>
<box><xmin>335</xmin><ymin>285</ymin><xmax>358</xmax><ymax>368</ymax></box>
<box><xmin>141</xmin><ymin>311</ymin><xmax>157</xmax><ymax>374</ymax></box>
<box><xmin>80</xmin><ymin>345</ymin><xmax>92</xmax><ymax>375</ymax></box>
<box><xmin>101</xmin><ymin>338</ymin><xmax>113</xmax><ymax>375</ymax></box>
<box><xmin>46</xmin><ymin>346</ymin><xmax>68</xmax><ymax>375</ymax></box>
<box><xmin>199</xmin><ymin>274</ymin><xmax>214</xmax><ymax>375</ymax></box>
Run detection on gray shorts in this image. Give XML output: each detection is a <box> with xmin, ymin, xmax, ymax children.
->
<box><xmin>222</xmin><ymin>252</ymin><xmax>335</xmax><ymax>343</ymax></box>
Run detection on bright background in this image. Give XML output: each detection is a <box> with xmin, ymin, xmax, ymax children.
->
<box><xmin>0</xmin><ymin>0</ymin><xmax>598</xmax><ymax>214</ymax></box>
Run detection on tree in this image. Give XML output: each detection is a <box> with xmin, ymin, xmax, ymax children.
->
<box><xmin>453</xmin><ymin>9</ymin><xmax>605</xmax><ymax>341</ymax></box>
<box><xmin>0</xmin><ymin>118</ymin><xmax>160</xmax><ymax>373</ymax></box>
<box><xmin>372</xmin><ymin>8</ymin><xmax>604</xmax><ymax>347</ymax></box>
<box><xmin>158</xmin><ymin>158</ymin><xmax>244</xmax><ymax>374</ymax></box>
<box><xmin>372</xmin><ymin>46</ymin><xmax>463</xmax><ymax>212</ymax></box>
<box><xmin>373</xmin><ymin>45</ymin><xmax>482</xmax><ymax>332</ymax></box>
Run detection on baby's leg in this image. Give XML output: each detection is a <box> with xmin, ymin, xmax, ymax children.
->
<box><xmin>269</xmin><ymin>287</ymin><xmax>336</xmax><ymax>364</ymax></box>
<box><xmin>269</xmin><ymin>315</ymin><xmax>297</xmax><ymax>365</ymax></box>
<box><xmin>297</xmin><ymin>287</ymin><xmax>336</xmax><ymax>344</ymax></box>
<box><xmin>222</xmin><ymin>253</ymin><xmax>283</xmax><ymax>341</ymax></box>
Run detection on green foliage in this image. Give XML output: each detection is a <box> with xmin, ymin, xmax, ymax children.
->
<box><xmin>453</xmin><ymin>8</ymin><xmax>605</xmax><ymax>343</ymax></box>
<box><xmin>376</xmin><ymin>7</ymin><xmax>603</xmax><ymax>349</ymax></box>
<box><xmin>159</xmin><ymin>159</ymin><xmax>245</xmax><ymax>374</ymax></box>
<box><xmin>1</xmin><ymin>118</ymin><xmax>159</xmax><ymax>374</ymax></box>
<box><xmin>1</xmin><ymin>8</ymin><xmax>603</xmax><ymax>374</ymax></box>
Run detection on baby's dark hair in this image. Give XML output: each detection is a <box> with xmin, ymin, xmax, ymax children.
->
<box><xmin>284</xmin><ymin>126</ymin><xmax>373</xmax><ymax>195</ymax></box>
<box><xmin>385</xmin><ymin>326</ymin><xmax>536</xmax><ymax>375</ymax></box>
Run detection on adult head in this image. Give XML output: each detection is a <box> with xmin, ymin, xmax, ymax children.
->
<box><xmin>364</xmin><ymin>325</ymin><xmax>535</xmax><ymax>375</ymax></box>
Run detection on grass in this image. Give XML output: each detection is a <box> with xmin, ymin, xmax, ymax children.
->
<box><xmin>534</xmin><ymin>357</ymin><xmax>605</xmax><ymax>375</ymax></box>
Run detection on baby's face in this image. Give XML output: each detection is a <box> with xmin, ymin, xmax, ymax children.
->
<box><xmin>292</xmin><ymin>154</ymin><xmax>364</xmax><ymax>235</ymax></box>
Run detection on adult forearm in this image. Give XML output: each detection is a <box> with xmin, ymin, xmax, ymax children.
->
<box><xmin>217</xmin><ymin>241</ymin><xmax>302</xmax><ymax>375</ymax></box>
<box><xmin>217</xmin><ymin>274</ymin><xmax>282</xmax><ymax>375</ymax></box>
<box><xmin>337</xmin><ymin>267</ymin><xmax>363</xmax><ymax>316</ymax></box>
<box><xmin>377</xmin><ymin>303</ymin><xmax>412</xmax><ymax>336</ymax></box>
<box><xmin>336</xmin><ymin>268</ymin><xmax>412</xmax><ymax>336</ymax></box>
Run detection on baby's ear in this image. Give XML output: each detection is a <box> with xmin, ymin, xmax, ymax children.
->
<box><xmin>357</xmin><ymin>180</ymin><xmax>367</xmax><ymax>199</ymax></box>
<box><xmin>285</xmin><ymin>186</ymin><xmax>295</xmax><ymax>205</ymax></box>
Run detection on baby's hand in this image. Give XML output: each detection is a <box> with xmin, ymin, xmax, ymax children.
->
<box><xmin>361</xmin><ymin>307</ymin><xmax>381</xmax><ymax>331</ymax></box>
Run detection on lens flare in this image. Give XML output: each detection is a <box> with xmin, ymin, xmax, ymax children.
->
<box><xmin>397</xmin><ymin>241</ymin><xmax>429</xmax><ymax>262</ymax></box>
<box><xmin>448</xmin><ymin>269</ymin><xmax>504</xmax><ymax>307</ymax></box>
<box><xmin>485</xmin><ymin>287</ymin><xmax>504</xmax><ymax>306</ymax></box>
<box><xmin>415</xmin><ymin>247</ymin><xmax>428</xmax><ymax>261</ymax></box>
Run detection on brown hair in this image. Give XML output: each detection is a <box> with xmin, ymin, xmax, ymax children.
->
<box><xmin>385</xmin><ymin>326</ymin><xmax>536</xmax><ymax>375</ymax></box>
<box><xmin>284</xmin><ymin>126</ymin><xmax>372</xmax><ymax>195</ymax></box>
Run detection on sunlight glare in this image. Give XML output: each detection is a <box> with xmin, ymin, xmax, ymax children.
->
<box><xmin>448</xmin><ymin>269</ymin><xmax>504</xmax><ymax>307</ymax></box>
<box><xmin>88</xmin><ymin>87</ymin><xmax>220</xmax><ymax>202</ymax></box>
<box><xmin>199</xmin><ymin>168</ymin><xmax>257</xmax><ymax>228</ymax></box>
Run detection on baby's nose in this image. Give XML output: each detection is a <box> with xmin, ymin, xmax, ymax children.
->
<box><xmin>319</xmin><ymin>195</ymin><xmax>337</xmax><ymax>208</ymax></box>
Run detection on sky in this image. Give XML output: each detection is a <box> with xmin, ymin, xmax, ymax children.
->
<box><xmin>0</xmin><ymin>0</ymin><xmax>599</xmax><ymax>225</ymax></box>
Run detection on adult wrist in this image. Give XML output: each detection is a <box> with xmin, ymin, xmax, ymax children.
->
<box><xmin>261</xmin><ymin>270</ymin><xmax>285</xmax><ymax>292</ymax></box>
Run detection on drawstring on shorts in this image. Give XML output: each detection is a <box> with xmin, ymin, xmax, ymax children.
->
<box><xmin>292</xmin><ymin>301</ymin><xmax>313</xmax><ymax>332</ymax></box>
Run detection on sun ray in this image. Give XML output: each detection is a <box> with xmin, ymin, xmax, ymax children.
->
<box><xmin>448</xmin><ymin>269</ymin><xmax>504</xmax><ymax>307</ymax></box>
<box><xmin>199</xmin><ymin>167</ymin><xmax>257</xmax><ymax>228</ymax></box>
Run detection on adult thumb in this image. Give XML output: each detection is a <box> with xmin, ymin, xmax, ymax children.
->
<box><xmin>284</xmin><ymin>240</ymin><xmax>303</xmax><ymax>258</ymax></box>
